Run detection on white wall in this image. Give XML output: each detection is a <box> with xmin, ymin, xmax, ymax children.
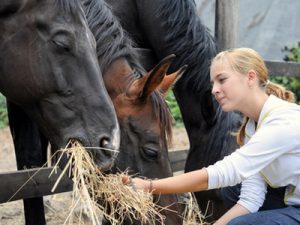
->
<box><xmin>195</xmin><ymin>0</ymin><xmax>300</xmax><ymax>60</ymax></box>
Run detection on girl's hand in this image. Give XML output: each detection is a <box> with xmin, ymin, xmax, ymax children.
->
<box><xmin>121</xmin><ymin>175</ymin><xmax>131</xmax><ymax>185</ymax></box>
<box><xmin>122</xmin><ymin>175</ymin><xmax>151</xmax><ymax>192</ymax></box>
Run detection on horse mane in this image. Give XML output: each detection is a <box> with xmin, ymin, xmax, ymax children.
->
<box><xmin>83</xmin><ymin>0</ymin><xmax>173</xmax><ymax>143</ymax></box>
<box><xmin>152</xmin><ymin>92</ymin><xmax>173</xmax><ymax>144</ymax></box>
<box><xmin>81</xmin><ymin>0</ymin><xmax>143</xmax><ymax>74</ymax></box>
<box><xmin>156</xmin><ymin>0</ymin><xmax>241</xmax><ymax>158</ymax></box>
<box><xmin>54</xmin><ymin>0</ymin><xmax>83</xmax><ymax>15</ymax></box>
<box><xmin>157</xmin><ymin>0</ymin><xmax>217</xmax><ymax>95</ymax></box>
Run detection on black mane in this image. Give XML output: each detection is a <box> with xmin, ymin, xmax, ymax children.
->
<box><xmin>54</xmin><ymin>0</ymin><xmax>83</xmax><ymax>16</ymax></box>
<box><xmin>156</xmin><ymin>0</ymin><xmax>241</xmax><ymax>160</ymax></box>
<box><xmin>157</xmin><ymin>0</ymin><xmax>217</xmax><ymax>94</ymax></box>
<box><xmin>82</xmin><ymin>0</ymin><xmax>144</xmax><ymax>74</ymax></box>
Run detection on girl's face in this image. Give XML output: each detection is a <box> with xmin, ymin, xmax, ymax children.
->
<box><xmin>210</xmin><ymin>58</ymin><xmax>249</xmax><ymax>112</ymax></box>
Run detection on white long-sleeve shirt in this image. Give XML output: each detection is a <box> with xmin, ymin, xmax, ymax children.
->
<box><xmin>206</xmin><ymin>95</ymin><xmax>300</xmax><ymax>212</ymax></box>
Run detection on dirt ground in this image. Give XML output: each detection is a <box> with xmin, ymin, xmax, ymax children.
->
<box><xmin>0</xmin><ymin>127</ymin><xmax>189</xmax><ymax>225</ymax></box>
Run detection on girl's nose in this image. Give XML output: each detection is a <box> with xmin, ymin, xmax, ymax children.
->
<box><xmin>211</xmin><ymin>83</ymin><xmax>219</xmax><ymax>96</ymax></box>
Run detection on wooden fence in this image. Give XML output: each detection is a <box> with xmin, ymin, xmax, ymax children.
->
<box><xmin>0</xmin><ymin>150</ymin><xmax>189</xmax><ymax>204</ymax></box>
<box><xmin>1</xmin><ymin>0</ymin><xmax>300</xmax><ymax>205</ymax></box>
<box><xmin>0</xmin><ymin>167</ymin><xmax>73</xmax><ymax>203</ymax></box>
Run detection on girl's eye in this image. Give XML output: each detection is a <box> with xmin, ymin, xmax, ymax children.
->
<box><xmin>219</xmin><ymin>77</ymin><xmax>227</xmax><ymax>83</ymax></box>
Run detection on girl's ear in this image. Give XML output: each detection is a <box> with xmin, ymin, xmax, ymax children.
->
<box><xmin>247</xmin><ymin>69</ymin><xmax>257</xmax><ymax>88</ymax></box>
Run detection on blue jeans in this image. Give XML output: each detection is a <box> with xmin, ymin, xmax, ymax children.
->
<box><xmin>220</xmin><ymin>184</ymin><xmax>300</xmax><ymax>224</ymax></box>
<box><xmin>228</xmin><ymin>207</ymin><xmax>300</xmax><ymax>225</ymax></box>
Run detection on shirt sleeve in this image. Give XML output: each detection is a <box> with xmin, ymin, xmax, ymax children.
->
<box><xmin>238</xmin><ymin>173</ymin><xmax>267</xmax><ymax>213</ymax></box>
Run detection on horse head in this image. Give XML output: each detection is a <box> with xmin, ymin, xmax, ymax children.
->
<box><xmin>0</xmin><ymin>0</ymin><xmax>120</xmax><ymax>170</ymax></box>
<box><xmin>103</xmin><ymin>54</ymin><xmax>187</xmax><ymax>224</ymax></box>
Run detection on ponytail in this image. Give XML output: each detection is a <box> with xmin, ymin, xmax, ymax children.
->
<box><xmin>265</xmin><ymin>81</ymin><xmax>295</xmax><ymax>103</ymax></box>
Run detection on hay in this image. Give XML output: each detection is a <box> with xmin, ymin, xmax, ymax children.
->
<box><xmin>182</xmin><ymin>192</ymin><xmax>208</xmax><ymax>225</ymax></box>
<box><xmin>51</xmin><ymin>140</ymin><xmax>165</xmax><ymax>225</ymax></box>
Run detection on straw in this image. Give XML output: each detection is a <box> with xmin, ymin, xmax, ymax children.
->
<box><xmin>51</xmin><ymin>140</ymin><xmax>165</xmax><ymax>225</ymax></box>
<box><xmin>182</xmin><ymin>192</ymin><xmax>209</xmax><ymax>225</ymax></box>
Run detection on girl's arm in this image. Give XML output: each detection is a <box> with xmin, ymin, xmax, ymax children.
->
<box><xmin>123</xmin><ymin>168</ymin><xmax>209</xmax><ymax>194</ymax></box>
<box><xmin>213</xmin><ymin>203</ymin><xmax>249</xmax><ymax>225</ymax></box>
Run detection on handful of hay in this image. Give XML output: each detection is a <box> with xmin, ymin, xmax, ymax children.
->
<box><xmin>50</xmin><ymin>140</ymin><xmax>164</xmax><ymax>225</ymax></box>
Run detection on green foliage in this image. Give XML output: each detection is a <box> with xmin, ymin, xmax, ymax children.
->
<box><xmin>270</xmin><ymin>76</ymin><xmax>300</xmax><ymax>101</ymax></box>
<box><xmin>0</xmin><ymin>94</ymin><xmax>8</xmax><ymax>128</ymax></box>
<box><xmin>165</xmin><ymin>90</ymin><xmax>183</xmax><ymax>127</ymax></box>
<box><xmin>277</xmin><ymin>42</ymin><xmax>300</xmax><ymax>101</ymax></box>
<box><xmin>283</xmin><ymin>42</ymin><xmax>300</xmax><ymax>62</ymax></box>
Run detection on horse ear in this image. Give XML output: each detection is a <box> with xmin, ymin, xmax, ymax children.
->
<box><xmin>126</xmin><ymin>54</ymin><xmax>176</xmax><ymax>99</ymax></box>
<box><xmin>159</xmin><ymin>65</ymin><xmax>188</xmax><ymax>94</ymax></box>
<box><xmin>0</xmin><ymin>0</ymin><xmax>24</xmax><ymax>16</ymax></box>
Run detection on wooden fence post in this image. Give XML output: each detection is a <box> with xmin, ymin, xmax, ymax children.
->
<box><xmin>215</xmin><ymin>0</ymin><xmax>239</xmax><ymax>51</ymax></box>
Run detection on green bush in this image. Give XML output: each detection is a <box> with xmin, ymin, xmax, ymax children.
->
<box><xmin>165</xmin><ymin>90</ymin><xmax>183</xmax><ymax>127</ymax></box>
<box><xmin>273</xmin><ymin>42</ymin><xmax>300</xmax><ymax>101</ymax></box>
<box><xmin>270</xmin><ymin>76</ymin><xmax>300</xmax><ymax>101</ymax></box>
<box><xmin>0</xmin><ymin>94</ymin><xmax>8</xmax><ymax>128</ymax></box>
<box><xmin>283</xmin><ymin>42</ymin><xmax>300</xmax><ymax>62</ymax></box>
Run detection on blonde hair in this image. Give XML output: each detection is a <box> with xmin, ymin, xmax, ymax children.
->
<box><xmin>212</xmin><ymin>48</ymin><xmax>295</xmax><ymax>146</ymax></box>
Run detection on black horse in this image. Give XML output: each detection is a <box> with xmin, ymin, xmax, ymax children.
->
<box><xmin>82</xmin><ymin>0</ymin><xmax>185</xmax><ymax>224</ymax></box>
<box><xmin>104</xmin><ymin>0</ymin><xmax>242</xmax><ymax>222</ymax></box>
<box><xmin>0</xmin><ymin>0</ymin><xmax>120</xmax><ymax>224</ymax></box>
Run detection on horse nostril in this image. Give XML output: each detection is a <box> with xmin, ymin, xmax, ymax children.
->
<box><xmin>100</xmin><ymin>138</ymin><xmax>109</xmax><ymax>147</ymax></box>
<box><xmin>100</xmin><ymin>137</ymin><xmax>112</xmax><ymax>156</ymax></box>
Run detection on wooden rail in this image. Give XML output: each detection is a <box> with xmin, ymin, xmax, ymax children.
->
<box><xmin>136</xmin><ymin>48</ymin><xmax>300</xmax><ymax>78</ymax></box>
<box><xmin>169</xmin><ymin>149</ymin><xmax>189</xmax><ymax>172</ymax></box>
<box><xmin>266</xmin><ymin>60</ymin><xmax>300</xmax><ymax>77</ymax></box>
<box><xmin>0</xmin><ymin>149</ymin><xmax>189</xmax><ymax>204</ymax></box>
<box><xmin>0</xmin><ymin>167</ymin><xmax>73</xmax><ymax>203</ymax></box>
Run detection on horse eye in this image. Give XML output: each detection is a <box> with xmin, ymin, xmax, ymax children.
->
<box><xmin>52</xmin><ymin>40</ymin><xmax>71</xmax><ymax>52</ymax></box>
<box><xmin>142</xmin><ymin>147</ymin><xmax>158</xmax><ymax>160</ymax></box>
<box><xmin>64</xmin><ymin>89</ymin><xmax>73</xmax><ymax>96</ymax></box>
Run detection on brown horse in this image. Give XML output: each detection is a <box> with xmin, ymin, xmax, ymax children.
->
<box><xmin>103</xmin><ymin>55</ymin><xmax>186</xmax><ymax>225</ymax></box>
<box><xmin>82</xmin><ymin>0</ymin><xmax>187</xmax><ymax>224</ymax></box>
<box><xmin>1</xmin><ymin>0</ymin><xmax>120</xmax><ymax>224</ymax></box>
